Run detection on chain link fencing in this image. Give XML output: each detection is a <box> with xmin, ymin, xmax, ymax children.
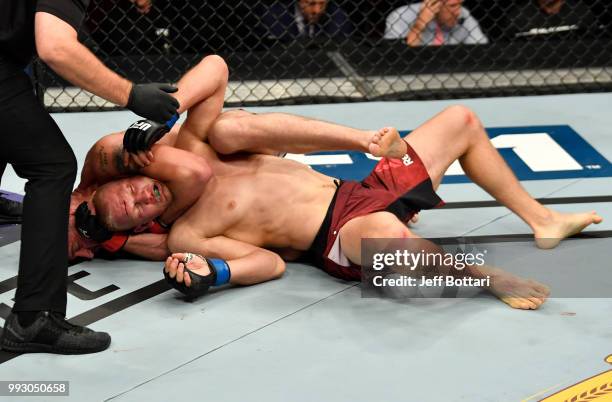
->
<box><xmin>36</xmin><ymin>0</ymin><xmax>612</xmax><ymax>111</ymax></box>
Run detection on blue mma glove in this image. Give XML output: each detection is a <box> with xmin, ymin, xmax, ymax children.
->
<box><xmin>163</xmin><ymin>255</ymin><xmax>231</xmax><ymax>301</ymax></box>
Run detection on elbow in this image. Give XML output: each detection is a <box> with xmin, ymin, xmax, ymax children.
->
<box><xmin>166</xmin><ymin>229</ymin><xmax>182</xmax><ymax>254</ymax></box>
<box><xmin>178</xmin><ymin>156</ymin><xmax>212</xmax><ymax>191</ymax></box>
<box><xmin>37</xmin><ymin>40</ymin><xmax>71</xmax><ymax>68</ymax></box>
<box><xmin>191</xmin><ymin>160</ymin><xmax>212</xmax><ymax>191</ymax></box>
<box><xmin>191</xmin><ymin>154</ymin><xmax>212</xmax><ymax>182</ymax></box>
<box><xmin>271</xmin><ymin>254</ymin><xmax>286</xmax><ymax>279</ymax></box>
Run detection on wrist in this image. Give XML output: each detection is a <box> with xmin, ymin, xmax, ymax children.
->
<box><xmin>124</xmin><ymin>80</ymin><xmax>135</xmax><ymax>108</ymax></box>
<box><xmin>205</xmin><ymin>257</ymin><xmax>232</xmax><ymax>286</ymax></box>
<box><xmin>413</xmin><ymin>18</ymin><xmax>428</xmax><ymax>32</ymax></box>
<box><xmin>101</xmin><ymin>233</ymin><xmax>129</xmax><ymax>253</ymax></box>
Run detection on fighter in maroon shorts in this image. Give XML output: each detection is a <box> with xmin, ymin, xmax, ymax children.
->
<box><xmin>308</xmin><ymin>141</ymin><xmax>443</xmax><ymax>281</ymax></box>
<box><xmin>158</xmin><ymin>105</ymin><xmax>600</xmax><ymax>310</ymax></box>
<box><xmin>80</xmin><ymin>105</ymin><xmax>601</xmax><ymax>309</ymax></box>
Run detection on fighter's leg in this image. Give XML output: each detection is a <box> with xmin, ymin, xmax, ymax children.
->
<box><xmin>207</xmin><ymin>110</ymin><xmax>376</xmax><ymax>155</ymax></box>
<box><xmin>171</xmin><ymin>55</ymin><xmax>228</xmax><ymax>154</ymax></box>
<box><xmin>122</xmin><ymin>55</ymin><xmax>228</xmax><ymax>167</ymax></box>
<box><xmin>338</xmin><ymin>212</ymin><xmax>548</xmax><ymax>309</ymax></box>
<box><xmin>370</xmin><ymin>106</ymin><xmax>601</xmax><ymax>248</ymax></box>
<box><xmin>338</xmin><ymin>211</ymin><xmax>412</xmax><ymax>266</ymax></box>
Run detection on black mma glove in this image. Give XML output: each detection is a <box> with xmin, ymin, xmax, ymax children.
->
<box><xmin>74</xmin><ymin>202</ymin><xmax>129</xmax><ymax>253</ymax></box>
<box><xmin>123</xmin><ymin>115</ymin><xmax>178</xmax><ymax>153</ymax></box>
<box><xmin>127</xmin><ymin>83</ymin><xmax>179</xmax><ymax>123</ymax></box>
<box><xmin>75</xmin><ymin>202</ymin><xmax>112</xmax><ymax>242</ymax></box>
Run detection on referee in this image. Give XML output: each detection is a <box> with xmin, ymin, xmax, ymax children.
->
<box><xmin>0</xmin><ymin>0</ymin><xmax>179</xmax><ymax>354</ymax></box>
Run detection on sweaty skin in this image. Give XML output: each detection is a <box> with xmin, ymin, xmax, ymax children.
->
<box><xmin>163</xmin><ymin>108</ymin><xmax>601</xmax><ymax>310</ymax></box>
<box><xmin>175</xmin><ymin>152</ymin><xmax>337</xmax><ymax>253</ymax></box>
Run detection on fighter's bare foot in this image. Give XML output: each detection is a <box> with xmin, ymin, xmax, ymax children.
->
<box><xmin>368</xmin><ymin>127</ymin><xmax>407</xmax><ymax>159</ymax></box>
<box><xmin>484</xmin><ymin>267</ymin><xmax>550</xmax><ymax>310</ymax></box>
<box><xmin>532</xmin><ymin>210</ymin><xmax>603</xmax><ymax>249</ymax></box>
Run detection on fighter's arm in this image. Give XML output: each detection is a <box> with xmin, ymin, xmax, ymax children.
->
<box><xmin>76</xmin><ymin>129</ymin><xmax>179</xmax><ymax>190</ymax></box>
<box><xmin>122</xmin><ymin>233</ymin><xmax>169</xmax><ymax>261</ymax></box>
<box><xmin>77</xmin><ymin>132</ymin><xmax>210</xmax><ymax>225</ymax></box>
<box><xmin>35</xmin><ymin>12</ymin><xmax>131</xmax><ymax>107</ymax></box>
<box><xmin>167</xmin><ymin>232</ymin><xmax>286</xmax><ymax>286</ymax></box>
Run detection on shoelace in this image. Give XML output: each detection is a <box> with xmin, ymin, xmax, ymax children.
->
<box><xmin>48</xmin><ymin>313</ymin><xmax>85</xmax><ymax>334</ymax></box>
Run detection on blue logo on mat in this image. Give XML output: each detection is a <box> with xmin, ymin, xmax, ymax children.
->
<box><xmin>291</xmin><ymin>125</ymin><xmax>612</xmax><ymax>183</ymax></box>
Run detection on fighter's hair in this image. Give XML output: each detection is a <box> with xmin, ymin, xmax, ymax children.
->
<box><xmin>92</xmin><ymin>183</ymin><xmax>121</xmax><ymax>232</ymax></box>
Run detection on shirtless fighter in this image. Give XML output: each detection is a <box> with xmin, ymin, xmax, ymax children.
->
<box><xmin>70</xmin><ymin>56</ymin><xmax>601</xmax><ymax>310</ymax></box>
<box><xmin>69</xmin><ymin>54</ymin><xmax>389</xmax><ymax>260</ymax></box>
<box><xmin>86</xmin><ymin>102</ymin><xmax>602</xmax><ymax>309</ymax></box>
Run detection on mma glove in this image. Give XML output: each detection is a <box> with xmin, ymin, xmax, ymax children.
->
<box><xmin>123</xmin><ymin>115</ymin><xmax>178</xmax><ymax>153</ymax></box>
<box><xmin>163</xmin><ymin>256</ymin><xmax>231</xmax><ymax>300</ymax></box>
<box><xmin>127</xmin><ymin>83</ymin><xmax>180</xmax><ymax>123</ymax></box>
<box><xmin>75</xmin><ymin>202</ymin><xmax>128</xmax><ymax>253</ymax></box>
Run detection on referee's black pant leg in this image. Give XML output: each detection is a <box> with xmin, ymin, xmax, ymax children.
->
<box><xmin>0</xmin><ymin>72</ymin><xmax>77</xmax><ymax>315</ymax></box>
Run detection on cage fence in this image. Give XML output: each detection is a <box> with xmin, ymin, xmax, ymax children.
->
<box><xmin>36</xmin><ymin>0</ymin><xmax>612</xmax><ymax>111</ymax></box>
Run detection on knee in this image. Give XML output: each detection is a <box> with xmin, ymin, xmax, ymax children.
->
<box><xmin>444</xmin><ymin>105</ymin><xmax>482</xmax><ymax>132</ymax></box>
<box><xmin>208</xmin><ymin>114</ymin><xmax>249</xmax><ymax>155</ymax></box>
<box><xmin>367</xmin><ymin>223</ymin><xmax>412</xmax><ymax>239</ymax></box>
<box><xmin>202</xmin><ymin>54</ymin><xmax>229</xmax><ymax>85</ymax></box>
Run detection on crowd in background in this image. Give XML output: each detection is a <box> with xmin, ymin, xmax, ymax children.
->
<box><xmin>83</xmin><ymin>0</ymin><xmax>610</xmax><ymax>56</ymax></box>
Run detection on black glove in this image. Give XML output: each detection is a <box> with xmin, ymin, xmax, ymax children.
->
<box><xmin>127</xmin><ymin>83</ymin><xmax>180</xmax><ymax>123</ymax></box>
<box><xmin>123</xmin><ymin>115</ymin><xmax>178</xmax><ymax>153</ymax></box>
<box><xmin>74</xmin><ymin>201</ymin><xmax>112</xmax><ymax>243</ymax></box>
<box><xmin>163</xmin><ymin>256</ymin><xmax>218</xmax><ymax>301</ymax></box>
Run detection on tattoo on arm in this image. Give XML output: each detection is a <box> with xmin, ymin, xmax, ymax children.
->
<box><xmin>112</xmin><ymin>145</ymin><xmax>138</xmax><ymax>175</ymax></box>
<box><xmin>98</xmin><ymin>145</ymin><xmax>110</xmax><ymax>175</ymax></box>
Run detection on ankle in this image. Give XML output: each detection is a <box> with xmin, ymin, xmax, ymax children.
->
<box><xmin>362</xmin><ymin>131</ymin><xmax>377</xmax><ymax>151</ymax></box>
<box><xmin>529</xmin><ymin>208</ymin><xmax>555</xmax><ymax>230</ymax></box>
<box><xmin>16</xmin><ymin>311</ymin><xmax>39</xmax><ymax>327</ymax></box>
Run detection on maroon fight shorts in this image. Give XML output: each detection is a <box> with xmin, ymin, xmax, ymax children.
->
<box><xmin>307</xmin><ymin>143</ymin><xmax>444</xmax><ymax>281</ymax></box>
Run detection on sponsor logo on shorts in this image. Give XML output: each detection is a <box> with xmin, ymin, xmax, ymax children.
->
<box><xmin>402</xmin><ymin>155</ymin><xmax>413</xmax><ymax>166</ymax></box>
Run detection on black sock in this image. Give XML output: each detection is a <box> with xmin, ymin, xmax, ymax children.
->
<box><xmin>17</xmin><ymin>311</ymin><xmax>39</xmax><ymax>327</ymax></box>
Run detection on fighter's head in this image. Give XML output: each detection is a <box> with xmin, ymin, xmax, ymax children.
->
<box><xmin>93</xmin><ymin>176</ymin><xmax>173</xmax><ymax>232</ymax></box>
<box><xmin>298</xmin><ymin>0</ymin><xmax>328</xmax><ymax>25</ymax></box>
<box><xmin>437</xmin><ymin>0</ymin><xmax>463</xmax><ymax>29</ymax></box>
<box><xmin>537</xmin><ymin>0</ymin><xmax>564</xmax><ymax>15</ymax></box>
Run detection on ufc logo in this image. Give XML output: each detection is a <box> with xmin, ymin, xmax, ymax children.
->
<box><xmin>129</xmin><ymin>121</ymin><xmax>152</xmax><ymax>131</ymax></box>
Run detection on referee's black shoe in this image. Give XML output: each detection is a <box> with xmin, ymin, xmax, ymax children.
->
<box><xmin>1</xmin><ymin>312</ymin><xmax>111</xmax><ymax>354</ymax></box>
